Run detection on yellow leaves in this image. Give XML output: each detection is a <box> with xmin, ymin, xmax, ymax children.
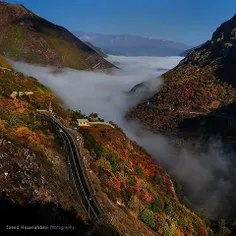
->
<box><xmin>135</xmin><ymin>177</ymin><xmax>146</xmax><ymax>188</ymax></box>
<box><xmin>128</xmin><ymin>195</ymin><xmax>145</xmax><ymax>215</ymax></box>
<box><xmin>96</xmin><ymin>156</ymin><xmax>112</xmax><ymax>172</ymax></box>
<box><xmin>169</xmin><ymin>220</ymin><xmax>179</xmax><ymax>236</ymax></box>
<box><xmin>16</xmin><ymin>107</ymin><xmax>26</xmax><ymax>113</ymax></box>
<box><xmin>16</xmin><ymin>126</ymin><xmax>31</xmax><ymax>136</ymax></box>
<box><xmin>118</xmin><ymin>170</ymin><xmax>127</xmax><ymax>184</ymax></box>
<box><xmin>15</xmin><ymin>126</ymin><xmax>38</xmax><ymax>145</ymax></box>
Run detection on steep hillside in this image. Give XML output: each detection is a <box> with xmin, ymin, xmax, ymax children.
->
<box><xmin>0</xmin><ymin>3</ymin><xmax>115</xmax><ymax>71</ymax></box>
<box><xmin>84</xmin><ymin>41</ymin><xmax>108</xmax><ymax>58</ymax></box>
<box><xmin>0</xmin><ymin>57</ymin><xmax>118</xmax><ymax>235</ymax></box>
<box><xmin>127</xmin><ymin>14</ymin><xmax>236</xmax><ymax>135</ymax></box>
<box><xmin>0</xmin><ymin>55</ymin><xmax>12</xmax><ymax>70</ymax></box>
<box><xmin>75</xmin><ymin>124</ymin><xmax>213</xmax><ymax>235</ymax></box>
<box><xmin>179</xmin><ymin>45</ymin><xmax>200</xmax><ymax>56</ymax></box>
<box><xmin>0</xmin><ymin>55</ymin><xmax>216</xmax><ymax>235</ymax></box>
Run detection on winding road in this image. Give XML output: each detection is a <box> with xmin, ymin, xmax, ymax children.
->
<box><xmin>40</xmin><ymin>111</ymin><xmax>103</xmax><ymax>219</ymax></box>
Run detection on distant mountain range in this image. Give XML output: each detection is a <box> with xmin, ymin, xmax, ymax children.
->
<box><xmin>73</xmin><ymin>31</ymin><xmax>194</xmax><ymax>57</ymax></box>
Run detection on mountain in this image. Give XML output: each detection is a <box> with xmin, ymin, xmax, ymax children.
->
<box><xmin>179</xmin><ymin>45</ymin><xmax>201</xmax><ymax>56</ymax></box>
<box><xmin>84</xmin><ymin>41</ymin><xmax>108</xmax><ymax>58</ymax></box>
<box><xmin>125</xmin><ymin>15</ymin><xmax>236</xmax><ymax>227</ymax></box>
<box><xmin>127</xmin><ymin>13</ymin><xmax>236</xmax><ymax>135</ymax></box>
<box><xmin>0</xmin><ymin>55</ymin><xmax>215</xmax><ymax>235</ymax></box>
<box><xmin>0</xmin><ymin>3</ymin><xmax>115</xmax><ymax>71</ymax></box>
<box><xmin>73</xmin><ymin>31</ymin><xmax>193</xmax><ymax>56</ymax></box>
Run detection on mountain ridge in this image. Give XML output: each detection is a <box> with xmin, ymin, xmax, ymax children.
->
<box><xmin>0</xmin><ymin>3</ymin><xmax>116</xmax><ymax>71</ymax></box>
<box><xmin>73</xmin><ymin>31</ymin><xmax>193</xmax><ymax>56</ymax></box>
<box><xmin>127</xmin><ymin>13</ymin><xmax>236</xmax><ymax>133</ymax></box>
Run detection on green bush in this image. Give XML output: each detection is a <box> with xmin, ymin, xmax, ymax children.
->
<box><xmin>153</xmin><ymin>196</ymin><xmax>164</xmax><ymax>212</ymax></box>
<box><xmin>127</xmin><ymin>176</ymin><xmax>136</xmax><ymax>186</ymax></box>
<box><xmin>134</xmin><ymin>167</ymin><xmax>144</xmax><ymax>178</ymax></box>
<box><xmin>108</xmin><ymin>190</ymin><xmax>117</xmax><ymax>203</ymax></box>
<box><xmin>140</xmin><ymin>209</ymin><xmax>155</xmax><ymax>229</ymax></box>
<box><xmin>109</xmin><ymin>153</ymin><xmax>120</xmax><ymax>174</ymax></box>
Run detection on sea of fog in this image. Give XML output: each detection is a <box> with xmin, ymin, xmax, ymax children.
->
<box><xmin>11</xmin><ymin>55</ymin><xmax>236</xmax><ymax>220</ymax></box>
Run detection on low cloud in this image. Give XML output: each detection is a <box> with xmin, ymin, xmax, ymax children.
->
<box><xmin>11</xmin><ymin>55</ymin><xmax>235</xmax><ymax>220</ymax></box>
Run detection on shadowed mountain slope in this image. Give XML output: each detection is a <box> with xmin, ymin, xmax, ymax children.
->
<box><xmin>127</xmin><ymin>14</ymin><xmax>236</xmax><ymax>134</ymax></box>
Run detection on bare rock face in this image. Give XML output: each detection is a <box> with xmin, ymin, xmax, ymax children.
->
<box><xmin>0</xmin><ymin>3</ymin><xmax>116</xmax><ymax>71</ymax></box>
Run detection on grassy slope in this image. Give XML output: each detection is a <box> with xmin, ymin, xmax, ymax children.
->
<box><xmin>0</xmin><ymin>3</ymin><xmax>115</xmax><ymax>71</ymax></box>
<box><xmin>84</xmin><ymin>41</ymin><xmax>108</xmax><ymax>58</ymax></box>
<box><xmin>0</xmin><ymin>55</ymin><xmax>12</xmax><ymax>70</ymax></box>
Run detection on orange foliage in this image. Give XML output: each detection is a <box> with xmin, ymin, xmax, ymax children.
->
<box><xmin>110</xmin><ymin>176</ymin><xmax>121</xmax><ymax>193</ymax></box>
<box><xmin>16</xmin><ymin>126</ymin><xmax>32</xmax><ymax>140</ymax></box>
<box><xmin>0</xmin><ymin>120</ymin><xmax>6</xmax><ymax>132</ymax></box>
<box><xmin>141</xmin><ymin>189</ymin><xmax>153</xmax><ymax>203</ymax></box>
<box><xmin>142</xmin><ymin>161</ymin><xmax>156</xmax><ymax>178</ymax></box>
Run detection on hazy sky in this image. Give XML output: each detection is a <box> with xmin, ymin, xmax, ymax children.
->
<box><xmin>6</xmin><ymin>0</ymin><xmax>236</xmax><ymax>45</ymax></box>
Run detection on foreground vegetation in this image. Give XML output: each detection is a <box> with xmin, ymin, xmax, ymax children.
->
<box><xmin>0</xmin><ymin>54</ymin><xmax>233</xmax><ymax>235</ymax></box>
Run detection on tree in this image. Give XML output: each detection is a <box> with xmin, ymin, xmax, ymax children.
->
<box><xmin>69</xmin><ymin>109</ymin><xmax>86</xmax><ymax>121</ymax></box>
<box><xmin>96</xmin><ymin>157</ymin><xmax>112</xmax><ymax>172</ymax></box>
<box><xmin>216</xmin><ymin>219</ymin><xmax>231</xmax><ymax>236</ymax></box>
<box><xmin>89</xmin><ymin>112</ymin><xmax>98</xmax><ymax>118</ymax></box>
<box><xmin>140</xmin><ymin>209</ymin><xmax>155</xmax><ymax>229</ymax></box>
<box><xmin>109</xmin><ymin>153</ymin><xmax>120</xmax><ymax>175</ymax></box>
<box><xmin>166</xmin><ymin>204</ymin><xmax>174</xmax><ymax>217</ymax></box>
<box><xmin>134</xmin><ymin>167</ymin><xmax>144</xmax><ymax>178</ymax></box>
<box><xmin>169</xmin><ymin>220</ymin><xmax>179</xmax><ymax>236</ymax></box>
<box><xmin>153</xmin><ymin>196</ymin><xmax>164</xmax><ymax>212</ymax></box>
<box><xmin>218</xmin><ymin>219</ymin><xmax>226</xmax><ymax>230</ymax></box>
<box><xmin>128</xmin><ymin>195</ymin><xmax>144</xmax><ymax>215</ymax></box>
<box><xmin>163</xmin><ymin>221</ymin><xmax>170</xmax><ymax>235</ymax></box>
<box><xmin>155</xmin><ymin>213</ymin><xmax>167</xmax><ymax>234</ymax></box>
<box><xmin>110</xmin><ymin>176</ymin><xmax>121</xmax><ymax>193</ymax></box>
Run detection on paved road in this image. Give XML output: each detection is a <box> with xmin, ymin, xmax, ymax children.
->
<box><xmin>40</xmin><ymin>112</ymin><xmax>103</xmax><ymax>219</ymax></box>
<box><xmin>146</xmin><ymin>102</ymin><xmax>236</xmax><ymax>121</ymax></box>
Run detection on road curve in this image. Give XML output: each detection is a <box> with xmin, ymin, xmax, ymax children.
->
<box><xmin>40</xmin><ymin>112</ymin><xmax>103</xmax><ymax>219</ymax></box>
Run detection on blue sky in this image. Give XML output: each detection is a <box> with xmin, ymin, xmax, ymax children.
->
<box><xmin>6</xmin><ymin>0</ymin><xmax>236</xmax><ymax>45</ymax></box>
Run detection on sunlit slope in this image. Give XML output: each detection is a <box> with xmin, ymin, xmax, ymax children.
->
<box><xmin>0</xmin><ymin>3</ymin><xmax>115</xmax><ymax>71</ymax></box>
<box><xmin>0</xmin><ymin>55</ymin><xmax>12</xmax><ymax>70</ymax></box>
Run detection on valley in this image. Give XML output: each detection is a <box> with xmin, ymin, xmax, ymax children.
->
<box><xmin>1</xmin><ymin>1</ymin><xmax>236</xmax><ymax>236</ymax></box>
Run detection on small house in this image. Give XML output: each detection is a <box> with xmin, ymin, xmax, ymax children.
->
<box><xmin>77</xmin><ymin>119</ymin><xmax>90</xmax><ymax>127</ymax></box>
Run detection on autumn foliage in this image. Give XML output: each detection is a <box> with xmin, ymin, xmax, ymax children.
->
<box><xmin>79</xmin><ymin>125</ymin><xmax>212</xmax><ymax>235</ymax></box>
